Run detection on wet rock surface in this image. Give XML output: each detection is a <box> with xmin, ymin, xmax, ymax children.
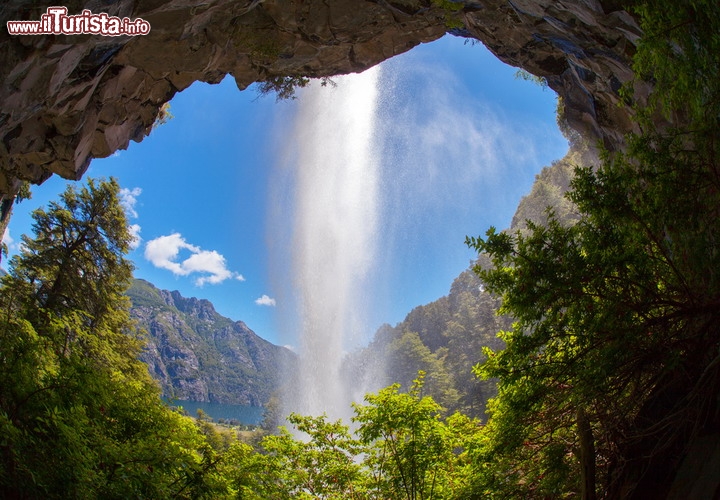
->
<box><xmin>1</xmin><ymin>0</ymin><xmax>645</xmax><ymax>215</ymax></box>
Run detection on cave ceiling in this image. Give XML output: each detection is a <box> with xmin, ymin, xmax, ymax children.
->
<box><xmin>0</xmin><ymin>0</ymin><xmax>646</xmax><ymax>217</ymax></box>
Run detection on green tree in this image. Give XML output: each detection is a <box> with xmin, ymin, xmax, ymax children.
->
<box><xmin>258</xmin><ymin>413</ymin><xmax>367</xmax><ymax>499</ymax></box>
<box><xmin>0</xmin><ymin>178</ymin><xmax>232</xmax><ymax>498</ymax></box>
<box><xmin>219</xmin><ymin>376</ymin><xmax>480</xmax><ymax>500</ymax></box>
<box><xmin>353</xmin><ymin>373</ymin><xmax>478</xmax><ymax>499</ymax></box>
<box><xmin>627</xmin><ymin>0</ymin><xmax>720</xmax><ymax>125</ymax></box>
<box><xmin>463</xmin><ymin>2</ymin><xmax>720</xmax><ymax>497</ymax></box>
<box><xmin>216</xmin><ymin>440</ymin><xmax>278</xmax><ymax>499</ymax></box>
<box><xmin>384</xmin><ymin>332</ymin><xmax>460</xmax><ymax>412</ymax></box>
<box><xmin>465</xmin><ymin>94</ymin><xmax>720</xmax><ymax>500</ymax></box>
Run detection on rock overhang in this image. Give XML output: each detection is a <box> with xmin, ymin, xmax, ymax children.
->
<box><xmin>0</xmin><ymin>0</ymin><xmax>646</xmax><ymax>227</ymax></box>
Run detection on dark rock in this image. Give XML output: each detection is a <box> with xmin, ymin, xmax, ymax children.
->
<box><xmin>1</xmin><ymin>0</ymin><xmax>651</xmax><ymax>224</ymax></box>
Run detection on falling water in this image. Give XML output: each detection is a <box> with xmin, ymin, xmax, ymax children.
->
<box><xmin>274</xmin><ymin>67</ymin><xmax>382</xmax><ymax>419</ymax></box>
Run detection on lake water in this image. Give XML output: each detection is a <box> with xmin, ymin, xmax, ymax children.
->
<box><xmin>164</xmin><ymin>399</ymin><xmax>265</xmax><ymax>425</ymax></box>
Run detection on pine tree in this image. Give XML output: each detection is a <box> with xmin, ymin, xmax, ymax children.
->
<box><xmin>0</xmin><ymin>179</ymin><xmax>228</xmax><ymax>498</ymax></box>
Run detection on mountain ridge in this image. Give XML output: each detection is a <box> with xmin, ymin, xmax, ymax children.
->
<box><xmin>128</xmin><ymin>279</ymin><xmax>294</xmax><ymax>406</ymax></box>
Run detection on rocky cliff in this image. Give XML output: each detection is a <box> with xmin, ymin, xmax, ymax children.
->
<box><xmin>1</xmin><ymin>0</ymin><xmax>648</xmax><ymax>229</ymax></box>
<box><xmin>128</xmin><ymin>278</ymin><xmax>294</xmax><ymax>406</ymax></box>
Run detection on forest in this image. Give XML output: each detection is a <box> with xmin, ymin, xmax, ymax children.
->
<box><xmin>0</xmin><ymin>0</ymin><xmax>718</xmax><ymax>497</ymax></box>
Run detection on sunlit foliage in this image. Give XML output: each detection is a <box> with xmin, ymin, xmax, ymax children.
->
<box><xmin>0</xmin><ymin>179</ymin><xmax>231</xmax><ymax>498</ymax></box>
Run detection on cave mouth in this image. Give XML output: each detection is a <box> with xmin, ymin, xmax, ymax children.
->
<box><xmin>2</xmin><ymin>34</ymin><xmax>568</xmax><ymax>349</ymax></box>
<box><xmin>0</xmin><ymin>0</ymin><xmax>645</xmax><ymax>443</ymax></box>
<box><xmin>2</xmin><ymin>30</ymin><xmax>574</xmax><ymax>445</ymax></box>
<box><xmin>3</xmin><ymin>2</ymin><xmax>720</xmax><ymax>498</ymax></box>
<box><xmin>0</xmin><ymin>0</ymin><xmax>643</xmax><ymax>214</ymax></box>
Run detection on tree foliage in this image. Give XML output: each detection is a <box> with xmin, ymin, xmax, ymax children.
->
<box><xmin>174</xmin><ymin>372</ymin><xmax>483</xmax><ymax>500</ymax></box>
<box><xmin>464</xmin><ymin>1</ymin><xmax>720</xmax><ymax>496</ymax></box>
<box><xmin>627</xmin><ymin>0</ymin><xmax>720</xmax><ymax>124</ymax></box>
<box><xmin>383</xmin><ymin>332</ymin><xmax>460</xmax><ymax>412</ymax></box>
<box><xmin>256</xmin><ymin>76</ymin><xmax>336</xmax><ymax>101</ymax></box>
<box><xmin>258</xmin><ymin>413</ymin><xmax>365</xmax><ymax>499</ymax></box>
<box><xmin>0</xmin><ymin>179</ymin><xmax>236</xmax><ymax>498</ymax></box>
<box><xmin>353</xmin><ymin>373</ymin><xmax>477</xmax><ymax>500</ymax></box>
<box><xmin>0</xmin><ymin>178</ymin><xmax>484</xmax><ymax>499</ymax></box>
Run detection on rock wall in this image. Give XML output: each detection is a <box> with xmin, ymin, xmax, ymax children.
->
<box><xmin>1</xmin><ymin>0</ymin><xmax>645</xmax><ymax>220</ymax></box>
<box><xmin>462</xmin><ymin>0</ymin><xmax>646</xmax><ymax>149</ymax></box>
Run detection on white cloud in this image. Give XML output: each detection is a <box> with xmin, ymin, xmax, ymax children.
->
<box><xmin>145</xmin><ymin>233</ymin><xmax>194</xmax><ymax>275</ymax></box>
<box><xmin>2</xmin><ymin>227</ymin><xmax>20</xmax><ymax>255</ymax></box>
<box><xmin>144</xmin><ymin>233</ymin><xmax>243</xmax><ymax>286</ymax></box>
<box><xmin>128</xmin><ymin>224</ymin><xmax>142</xmax><ymax>250</ymax></box>
<box><xmin>183</xmin><ymin>250</ymin><xmax>233</xmax><ymax>286</ymax></box>
<box><xmin>255</xmin><ymin>294</ymin><xmax>276</xmax><ymax>306</ymax></box>
<box><xmin>119</xmin><ymin>187</ymin><xmax>142</xmax><ymax>249</ymax></box>
<box><xmin>119</xmin><ymin>187</ymin><xmax>142</xmax><ymax>219</ymax></box>
<box><xmin>2</xmin><ymin>228</ymin><xmax>13</xmax><ymax>247</ymax></box>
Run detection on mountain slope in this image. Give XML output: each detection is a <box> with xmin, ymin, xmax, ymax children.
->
<box><xmin>128</xmin><ymin>279</ymin><xmax>294</xmax><ymax>406</ymax></box>
<box><xmin>349</xmin><ymin>144</ymin><xmax>590</xmax><ymax>418</ymax></box>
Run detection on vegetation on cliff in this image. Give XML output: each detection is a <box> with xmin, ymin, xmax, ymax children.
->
<box><xmin>345</xmin><ymin>143</ymin><xmax>583</xmax><ymax>421</ymax></box>
<box><xmin>0</xmin><ymin>0</ymin><xmax>717</xmax><ymax>497</ymax></box>
<box><xmin>463</xmin><ymin>1</ymin><xmax>720</xmax><ymax>497</ymax></box>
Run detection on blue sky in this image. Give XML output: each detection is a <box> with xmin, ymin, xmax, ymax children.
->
<box><xmin>2</xmin><ymin>35</ymin><xmax>567</xmax><ymax>347</ymax></box>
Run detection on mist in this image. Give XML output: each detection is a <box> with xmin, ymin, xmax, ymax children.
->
<box><xmin>267</xmin><ymin>39</ymin><xmax>566</xmax><ymax>420</ymax></box>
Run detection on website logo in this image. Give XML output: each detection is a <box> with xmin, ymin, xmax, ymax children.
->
<box><xmin>7</xmin><ymin>6</ymin><xmax>151</xmax><ymax>36</ymax></box>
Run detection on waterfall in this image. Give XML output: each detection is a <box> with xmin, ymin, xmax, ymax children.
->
<box><xmin>272</xmin><ymin>67</ymin><xmax>382</xmax><ymax>420</ymax></box>
<box><xmin>265</xmin><ymin>37</ymin><xmax>566</xmax><ymax>424</ymax></box>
